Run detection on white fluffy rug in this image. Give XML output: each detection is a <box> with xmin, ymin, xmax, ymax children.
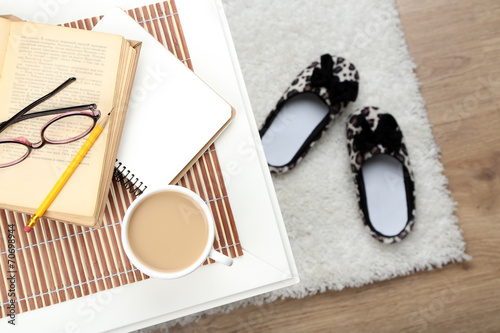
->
<box><xmin>141</xmin><ymin>0</ymin><xmax>469</xmax><ymax>330</ymax></box>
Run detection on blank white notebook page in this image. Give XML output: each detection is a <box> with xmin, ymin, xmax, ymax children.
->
<box><xmin>93</xmin><ymin>8</ymin><xmax>233</xmax><ymax>189</ymax></box>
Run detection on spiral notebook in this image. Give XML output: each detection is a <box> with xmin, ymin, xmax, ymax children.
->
<box><xmin>94</xmin><ymin>8</ymin><xmax>235</xmax><ymax>193</ymax></box>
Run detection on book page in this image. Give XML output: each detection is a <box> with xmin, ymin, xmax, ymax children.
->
<box><xmin>92</xmin><ymin>40</ymin><xmax>138</xmax><ymax>223</ymax></box>
<box><xmin>0</xmin><ymin>18</ymin><xmax>11</xmax><ymax>79</ymax></box>
<box><xmin>0</xmin><ymin>21</ymin><xmax>123</xmax><ymax>217</ymax></box>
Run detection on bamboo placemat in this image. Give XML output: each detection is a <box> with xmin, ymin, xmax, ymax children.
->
<box><xmin>0</xmin><ymin>0</ymin><xmax>243</xmax><ymax>319</ymax></box>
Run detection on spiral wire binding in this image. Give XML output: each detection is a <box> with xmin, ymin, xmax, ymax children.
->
<box><xmin>113</xmin><ymin>160</ymin><xmax>147</xmax><ymax>196</ymax></box>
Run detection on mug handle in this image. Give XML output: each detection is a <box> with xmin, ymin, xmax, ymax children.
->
<box><xmin>209</xmin><ymin>249</ymin><xmax>233</xmax><ymax>266</ymax></box>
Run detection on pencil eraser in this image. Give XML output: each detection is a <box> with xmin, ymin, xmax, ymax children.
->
<box><xmin>24</xmin><ymin>225</ymin><xmax>32</xmax><ymax>233</ymax></box>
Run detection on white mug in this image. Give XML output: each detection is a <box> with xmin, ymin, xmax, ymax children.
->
<box><xmin>121</xmin><ymin>185</ymin><xmax>233</xmax><ymax>279</ymax></box>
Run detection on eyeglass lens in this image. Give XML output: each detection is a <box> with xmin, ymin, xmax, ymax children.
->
<box><xmin>0</xmin><ymin>142</ymin><xmax>29</xmax><ymax>166</ymax></box>
<box><xmin>44</xmin><ymin>114</ymin><xmax>95</xmax><ymax>143</ymax></box>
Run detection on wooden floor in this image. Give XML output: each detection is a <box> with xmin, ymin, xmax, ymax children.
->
<box><xmin>166</xmin><ymin>1</ymin><xmax>500</xmax><ymax>332</ymax></box>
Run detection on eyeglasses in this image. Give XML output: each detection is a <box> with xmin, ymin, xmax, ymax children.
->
<box><xmin>0</xmin><ymin>77</ymin><xmax>101</xmax><ymax>168</ymax></box>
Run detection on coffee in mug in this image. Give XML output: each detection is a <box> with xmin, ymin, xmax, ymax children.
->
<box><xmin>121</xmin><ymin>186</ymin><xmax>233</xmax><ymax>279</ymax></box>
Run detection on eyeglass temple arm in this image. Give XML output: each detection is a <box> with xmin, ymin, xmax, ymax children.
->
<box><xmin>0</xmin><ymin>104</ymin><xmax>98</xmax><ymax>128</ymax></box>
<box><xmin>0</xmin><ymin>77</ymin><xmax>76</xmax><ymax>134</ymax></box>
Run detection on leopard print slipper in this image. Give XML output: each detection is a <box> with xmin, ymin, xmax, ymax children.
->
<box><xmin>346</xmin><ymin>106</ymin><xmax>416</xmax><ymax>244</ymax></box>
<box><xmin>260</xmin><ymin>54</ymin><xmax>359</xmax><ymax>173</ymax></box>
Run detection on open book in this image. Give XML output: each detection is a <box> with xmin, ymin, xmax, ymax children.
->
<box><xmin>0</xmin><ymin>16</ymin><xmax>141</xmax><ymax>227</ymax></box>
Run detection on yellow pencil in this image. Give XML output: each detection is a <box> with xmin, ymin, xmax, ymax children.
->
<box><xmin>24</xmin><ymin>110</ymin><xmax>112</xmax><ymax>233</ymax></box>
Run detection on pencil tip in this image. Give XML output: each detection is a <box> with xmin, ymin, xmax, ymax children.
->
<box><xmin>108</xmin><ymin>107</ymin><xmax>115</xmax><ymax>116</ymax></box>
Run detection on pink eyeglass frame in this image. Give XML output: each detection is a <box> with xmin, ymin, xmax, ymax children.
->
<box><xmin>0</xmin><ymin>78</ymin><xmax>101</xmax><ymax>168</ymax></box>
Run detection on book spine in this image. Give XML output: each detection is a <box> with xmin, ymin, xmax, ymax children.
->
<box><xmin>113</xmin><ymin>160</ymin><xmax>147</xmax><ymax>196</ymax></box>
